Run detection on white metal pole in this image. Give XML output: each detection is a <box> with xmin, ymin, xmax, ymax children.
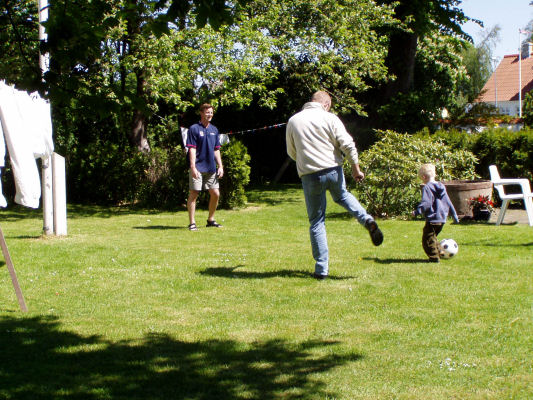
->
<box><xmin>494</xmin><ymin>62</ymin><xmax>497</xmax><ymax>108</ymax></box>
<box><xmin>519</xmin><ymin>31</ymin><xmax>522</xmax><ymax>118</ymax></box>
<box><xmin>38</xmin><ymin>0</ymin><xmax>49</xmax><ymax>74</ymax></box>
<box><xmin>52</xmin><ymin>153</ymin><xmax>67</xmax><ymax>236</ymax></box>
<box><xmin>38</xmin><ymin>0</ymin><xmax>54</xmax><ymax>235</ymax></box>
<box><xmin>491</xmin><ymin>57</ymin><xmax>499</xmax><ymax>109</ymax></box>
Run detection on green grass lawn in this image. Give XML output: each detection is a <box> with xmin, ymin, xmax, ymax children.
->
<box><xmin>1</xmin><ymin>184</ymin><xmax>531</xmax><ymax>399</ymax></box>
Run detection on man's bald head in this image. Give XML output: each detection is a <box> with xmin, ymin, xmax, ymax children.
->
<box><xmin>311</xmin><ymin>91</ymin><xmax>331</xmax><ymax>111</ymax></box>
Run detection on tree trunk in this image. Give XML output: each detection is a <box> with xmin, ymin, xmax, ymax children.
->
<box><xmin>131</xmin><ymin>110</ymin><xmax>150</xmax><ymax>153</ymax></box>
<box><xmin>129</xmin><ymin>68</ymin><xmax>150</xmax><ymax>152</ymax></box>
<box><xmin>382</xmin><ymin>31</ymin><xmax>418</xmax><ymax>99</ymax></box>
<box><xmin>125</xmin><ymin>0</ymin><xmax>150</xmax><ymax>153</ymax></box>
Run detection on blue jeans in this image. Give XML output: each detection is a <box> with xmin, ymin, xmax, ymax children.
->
<box><xmin>301</xmin><ymin>166</ymin><xmax>373</xmax><ymax>276</ymax></box>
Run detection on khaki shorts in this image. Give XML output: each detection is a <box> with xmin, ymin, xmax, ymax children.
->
<box><xmin>189</xmin><ymin>170</ymin><xmax>219</xmax><ymax>191</ymax></box>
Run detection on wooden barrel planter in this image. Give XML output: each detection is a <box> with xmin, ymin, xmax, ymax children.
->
<box><xmin>443</xmin><ymin>180</ymin><xmax>493</xmax><ymax>218</ymax></box>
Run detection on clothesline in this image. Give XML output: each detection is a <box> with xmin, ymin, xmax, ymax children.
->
<box><xmin>154</xmin><ymin>113</ymin><xmax>286</xmax><ymax>137</ymax></box>
<box><xmin>222</xmin><ymin>122</ymin><xmax>286</xmax><ymax>136</ymax></box>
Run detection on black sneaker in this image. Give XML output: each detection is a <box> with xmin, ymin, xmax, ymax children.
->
<box><xmin>313</xmin><ymin>273</ymin><xmax>327</xmax><ymax>280</ymax></box>
<box><xmin>365</xmin><ymin>220</ymin><xmax>383</xmax><ymax>246</ymax></box>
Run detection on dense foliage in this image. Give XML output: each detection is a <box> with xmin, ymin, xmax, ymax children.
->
<box><xmin>361</xmin><ymin>0</ymin><xmax>480</xmax><ymax>132</ymax></box>
<box><xmin>219</xmin><ymin>140</ymin><xmax>251</xmax><ymax>208</ymax></box>
<box><xmin>522</xmin><ymin>91</ymin><xmax>533</xmax><ymax>127</ymax></box>
<box><xmin>66</xmin><ymin>139</ymin><xmax>250</xmax><ymax>208</ymax></box>
<box><xmin>0</xmin><ymin>0</ymin><xmax>41</xmax><ymax>91</ymax></box>
<box><xmin>431</xmin><ymin>127</ymin><xmax>533</xmax><ymax>183</ymax></box>
<box><xmin>345</xmin><ymin>130</ymin><xmax>477</xmax><ymax>217</ymax></box>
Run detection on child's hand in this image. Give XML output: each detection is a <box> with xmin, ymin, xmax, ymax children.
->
<box><xmin>412</xmin><ymin>211</ymin><xmax>416</xmax><ymax>217</ymax></box>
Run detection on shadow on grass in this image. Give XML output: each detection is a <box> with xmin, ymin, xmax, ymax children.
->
<box><xmin>325</xmin><ymin>212</ymin><xmax>353</xmax><ymax>220</ymax></box>
<box><xmin>363</xmin><ymin>257</ymin><xmax>429</xmax><ymax>264</ymax></box>
<box><xmin>0</xmin><ymin>204</ymin><xmax>153</xmax><ymax>221</ymax></box>
<box><xmin>0</xmin><ymin>205</ymin><xmax>42</xmax><ymax>221</ymax></box>
<box><xmin>0</xmin><ymin>316</ymin><xmax>360</xmax><ymax>399</ymax></box>
<box><xmin>459</xmin><ymin>218</ymin><xmax>519</xmax><ymax>226</ymax></box>
<box><xmin>200</xmin><ymin>266</ymin><xmax>354</xmax><ymax>280</ymax></box>
<box><xmin>459</xmin><ymin>239</ymin><xmax>533</xmax><ymax>247</ymax></box>
<box><xmin>133</xmin><ymin>225</ymin><xmax>186</xmax><ymax>230</ymax></box>
<box><xmin>10</xmin><ymin>234</ymin><xmax>43</xmax><ymax>239</ymax></box>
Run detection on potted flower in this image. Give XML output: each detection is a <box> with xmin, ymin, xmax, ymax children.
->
<box><xmin>468</xmin><ymin>195</ymin><xmax>494</xmax><ymax>221</ymax></box>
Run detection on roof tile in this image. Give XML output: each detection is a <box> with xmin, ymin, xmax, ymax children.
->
<box><xmin>477</xmin><ymin>54</ymin><xmax>533</xmax><ymax>102</ymax></box>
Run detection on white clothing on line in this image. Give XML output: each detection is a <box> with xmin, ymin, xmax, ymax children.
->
<box><xmin>0</xmin><ymin>81</ymin><xmax>54</xmax><ymax>208</ymax></box>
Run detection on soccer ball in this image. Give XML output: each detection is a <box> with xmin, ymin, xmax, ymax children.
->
<box><xmin>440</xmin><ymin>239</ymin><xmax>458</xmax><ymax>258</ymax></box>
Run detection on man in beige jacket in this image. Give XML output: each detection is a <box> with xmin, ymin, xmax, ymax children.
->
<box><xmin>286</xmin><ymin>91</ymin><xmax>383</xmax><ymax>279</ymax></box>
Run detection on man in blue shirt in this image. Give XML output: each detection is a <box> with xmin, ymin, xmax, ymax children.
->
<box><xmin>186</xmin><ymin>103</ymin><xmax>224</xmax><ymax>230</ymax></box>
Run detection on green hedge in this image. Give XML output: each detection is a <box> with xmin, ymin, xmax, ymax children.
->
<box><xmin>66</xmin><ymin>139</ymin><xmax>251</xmax><ymax>209</ymax></box>
<box><xmin>429</xmin><ymin>127</ymin><xmax>533</xmax><ymax>182</ymax></box>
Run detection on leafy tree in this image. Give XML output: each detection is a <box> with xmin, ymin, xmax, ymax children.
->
<box><xmin>522</xmin><ymin>91</ymin><xmax>533</xmax><ymax>127</ymax></box>
<box><xmin>378</xmin><ymin>31</ymin><xmax>468</xmax><ymax>130</ymax></box>
<box><xmin>361</xmin><ymin>0</ymin><xmax>480</xmax><ymax>132</ymax></box>
<box><xmin>0</xmin><ymin>0</ymin><xmax>41</xmax><ymax>90</ymax></box>
<box><xmin>450</xmin><ymin>25</ymin><xmax>500</xmax><ymax>118</ymax></box>
<box><xmin>245</xmin><ymin>0</ymin><xmax>395</xmax><ymax>116</ymax></box>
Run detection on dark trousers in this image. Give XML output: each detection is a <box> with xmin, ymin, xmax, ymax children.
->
<box><xmin>422</xmin><ymin>221</ymin><xmax>443</xmax><ymax>260</ymax></box>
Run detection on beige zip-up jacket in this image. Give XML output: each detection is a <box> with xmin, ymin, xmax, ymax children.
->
<box><xmin>286</xmin><ymin>102</ymin><xmax>359</xmax><ymax>177</ymax></box>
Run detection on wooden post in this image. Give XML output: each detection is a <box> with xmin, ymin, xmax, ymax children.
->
<box><xmin>0</xmin><ymin>227</ymin><xmax>28</xmax><ymax>312</ymax></box>
<box><xmin>273</xmin><ymin>156</ymin><xmax>292</xmax><ymax>184</ymax></box>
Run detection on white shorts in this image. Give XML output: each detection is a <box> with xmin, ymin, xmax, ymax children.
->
<box><xmin>189</xmin><ymin>170</ymin><xmax>219</xmax><ymax>191</ymax></box>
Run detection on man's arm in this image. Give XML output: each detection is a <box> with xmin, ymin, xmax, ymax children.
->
<box><xmin>189</xmin><ymin>147</ymin><xmax>199</xmax><ymax>179</ymax></box>
<box><xmin>351</xmin><ymin>163</ymin><xmax>364</xmax><ymax>182</ymax></box>
<box><xmin>214</xmin><ymin>149</ymin><xmax>224</xmax><ymax>178</ymax></box>
<box><xmin>286</xmin><ymin>123</ymin><xmax>297</xmax><ymax>161</ymax></box>
<box><xmin>331</xmin><ymin>115</ymin><xmax>358</xmax><ymax>165</ymax></box>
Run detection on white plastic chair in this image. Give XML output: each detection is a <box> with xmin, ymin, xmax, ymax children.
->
<box><xmin>489</xmin><ymin>165</ymin><xmax>533</xmax><ymax>226</ymax></box>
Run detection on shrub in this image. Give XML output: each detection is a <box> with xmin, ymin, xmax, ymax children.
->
<box><xmin>134</xmin><ymin>139</ymin><xmax>251</xmax><ymax>209</ymax></box>
<box><xmin>522</xmin><ymin>92</ymin><xmax>533</xmax><ymax>127</ymax></box>
<box><xmin>67</xmin><ymin>141</ymin><xmax>145</xmax><ymax>205</ymax></box>
<box><xmin>344</xmin><ymin>130</ymin><xmax>478</xmax><ymax>218</ymax></box>
<box><xmin>135</xmin><ymin>146</ymin><xmax>190</xmax><ymax>208</ymax></box>
<box><xmin>431</xmin><ymin>127</ymin><xmax>533</xmax><ymax>182</ymax></box>
<box><xmin>65</xmin><ymin>139</ymin><xmax>251</xmax><ymax>209</ymax></box>
<box><xmin>424</xmin><ymin>128</ymin><xmax>475</xmax><ymax>151</ymax></box>
<box><xmin>470</xmin><ymin>128</ymin><xmax>533</xmax><ymax>182</ymax></box>
<box><xmin>220</xmin><ymin>139</ymin><xmax>251</xmax><ymax>208</ymax></box>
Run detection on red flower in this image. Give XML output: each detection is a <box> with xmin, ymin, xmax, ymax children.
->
<box><xmin>468</xmin><ymin>195</ymin><xmax>494</xmax><ymax>212</ymax></box>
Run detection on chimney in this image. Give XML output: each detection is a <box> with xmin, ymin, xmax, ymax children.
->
<box><xmin>521</xmin><ymin>42</ymin><xmax>529</xmax><ymax>59</ymax></box>
<box><xmin>521</xmin><ymin>41</ymin><xmax>533</xmax><ymax>59</ymax></box>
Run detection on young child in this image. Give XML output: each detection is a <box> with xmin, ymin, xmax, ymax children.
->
<box><xmin>413</xmin><ymin>163</ymin><xmax>459</xmax><ymax>262</ymax></box>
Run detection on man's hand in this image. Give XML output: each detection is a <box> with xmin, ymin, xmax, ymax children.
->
<box><xmin>191</xmin><ymin>166</ymin><xmax>200</xmax><ymax>179</ymax></box>
<box><xmin>351</xmin><ymin>164</ymin><xmax>364</xmax><ymax>182</ymax></box>
<box><xmin>217</xmin><ymin>166</ymin><xmax>224</xmax><ymax>178</ymax></box>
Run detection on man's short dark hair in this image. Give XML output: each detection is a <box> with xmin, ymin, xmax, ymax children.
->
<box><xmin>199</xmin><ymin>103</ymin><xmax>213</xmax><ymax>112</ymax></box>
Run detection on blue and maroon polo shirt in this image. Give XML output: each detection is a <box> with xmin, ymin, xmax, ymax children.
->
<box><xmin>186</xmin><ymin>122</ymin><xmax>221</xmax><ymax>173</ymax></box>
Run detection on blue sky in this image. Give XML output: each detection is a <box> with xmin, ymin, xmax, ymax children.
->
<box><xmin>460</xmin><ymin>0</ymin><xmax>533</xmax><ymax>61</ymax></box>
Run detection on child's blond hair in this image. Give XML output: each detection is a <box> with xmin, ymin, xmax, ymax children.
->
<box><xmin>418</xmin><ymin>163</ymin><xmax>436</xmax><ymax>180</ymax></box>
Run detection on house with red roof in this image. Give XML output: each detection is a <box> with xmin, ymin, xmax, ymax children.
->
<box><xmin>476</xmin><ymin>49</ymin><xmax>533</xmax><ymax>117</ymax></box>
